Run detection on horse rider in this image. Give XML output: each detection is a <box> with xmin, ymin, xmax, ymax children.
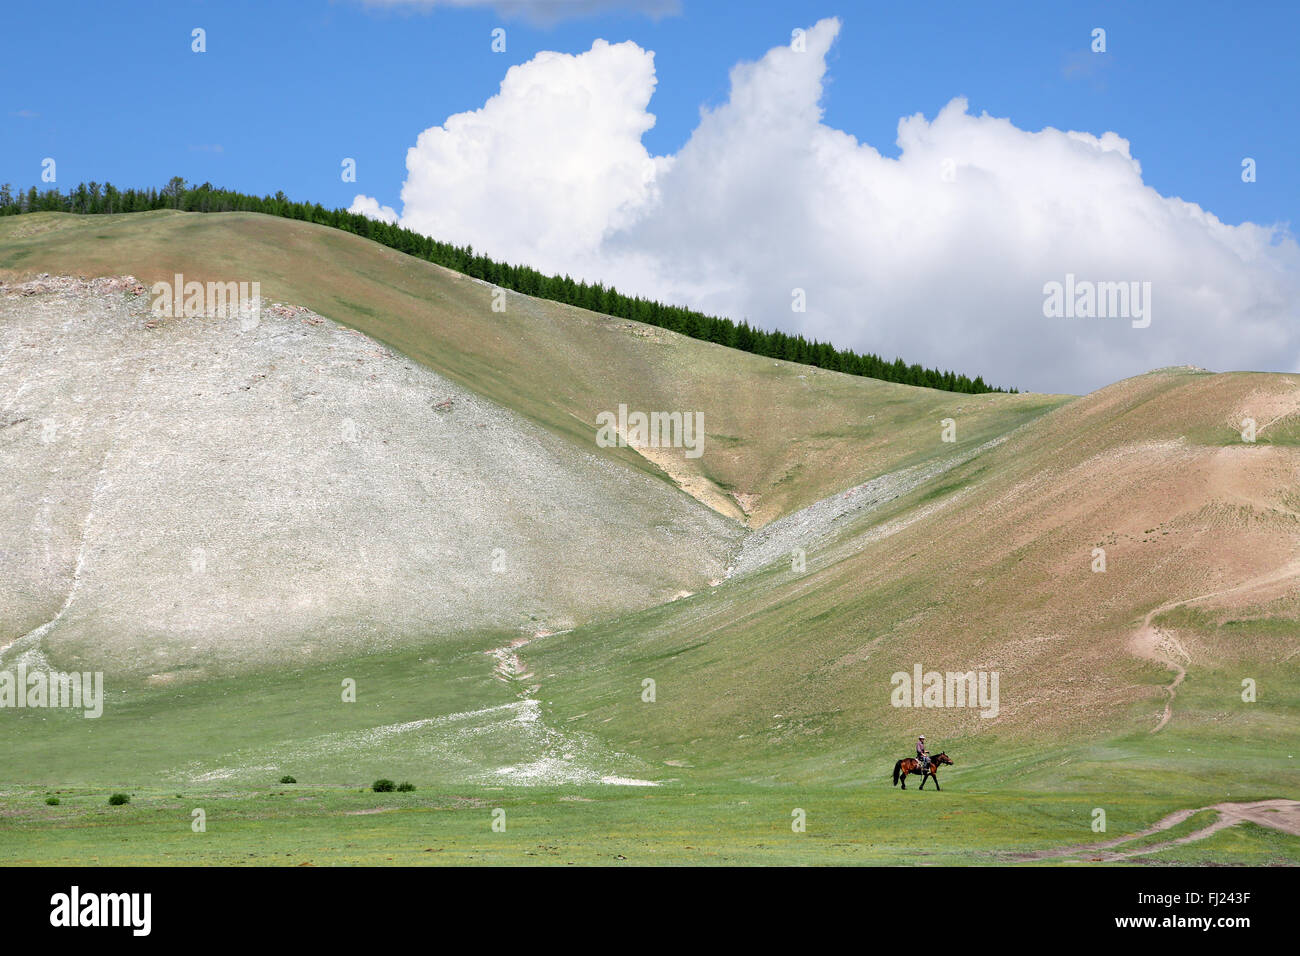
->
<box><xmin>916</xmin><ymin>735</ymin><xmax>930</xmax><ymax>773</ymax></box>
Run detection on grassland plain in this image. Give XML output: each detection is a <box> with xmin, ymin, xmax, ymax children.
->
<box><xmin>1</xmin><ymin>639</ymin><xmax>1296</xmax><ymax>867</ymax></box>
<box><xmin>1</xmin><ymin>212</ymin><xmax>1297</xmax><ymax>866</ymax></box>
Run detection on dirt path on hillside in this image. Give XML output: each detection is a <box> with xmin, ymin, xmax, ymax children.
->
<box><xmin>1129</xmin><ymin>560</ymin><xmax>1300</xmax><ymax>734</ymax></box>
<box><xmin>0</xmin><ymin>383</ymin><xmax>140</xmax><ymax>670</ymax></box>
<box><xmin>1014</xmin><ymin>799</ymin><xmax>1300</xmax><ymax>862</ymax></box>
<box><xmin>1130</xmin><ymin>611</ymin><xmax>1188</xmax><ymax>734</ymax></box>
<box><xmin>481</xmin><ymin>630</ymin><xmax>660</xmax><ymax>788</ymax></box>
<box><xmin>487</xmin><ymin>632</ymin><xmax>543</xmax><ymax>689</ymax></box>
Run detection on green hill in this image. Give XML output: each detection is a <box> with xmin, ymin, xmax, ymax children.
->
<box><xmin>1</xmin><ymin>211</ymin><xmax>1295</xmax><ymax>867</ymax></box>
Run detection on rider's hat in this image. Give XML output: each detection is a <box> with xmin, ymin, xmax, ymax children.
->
<box><xmin>918</xmin><ymin>734</ymin><xmax>925</xmax><ymax>739</ymax></box>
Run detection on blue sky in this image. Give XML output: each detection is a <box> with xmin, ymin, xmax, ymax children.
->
<box><xmin>4</xmin><ymin>1</ymin><xmax>1298</xmax><ymax>392</ymax></box>
<box><xmin>4</xmin><ymin>0</ymin><xmax>1295</xmax><ymax>228</ymax></box>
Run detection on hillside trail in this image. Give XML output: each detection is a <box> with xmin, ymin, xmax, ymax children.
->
<box><xmin>0</xmin><ymin>282</ymin><xmax>156</xmax><ymax>671</ymax></box>
<box><xmin>177</xmin><ymin>628</ymin><xmax>662</xmax><ymax>788</ymax></box>
<box><xmin>1014</xmin><ymin>798</ymin><xmax>1300</xmax><ymax>862</ymax></box>
<box><xmin>1129</xmin><ymin>559</ymin><xmax>1300</xmax><ymax>733</ymax></box>
<box><xmin>0</xmin><ymin>395</ymin><xmax>134</xmax><ymax>672</ymax></box>
<box><xmin>488</xmin><ymin>632</ymin><xmax>543</xmax><ymax>690</ymax></box>
<box><xmin>480</xmin><ymin>629</ymin><xmax>658</xmax><ymax>787</ymax></box>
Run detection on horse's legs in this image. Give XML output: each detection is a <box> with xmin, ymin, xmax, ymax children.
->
<box><xmin>933</xmin><ymin>775</ymin><xmax>941</xmax><ymax>792</ymax></box>
<box><xmin>918</xmin><ymin>772</ymin><xmax>926</xmax><ymax>790</ymax></box>
<box><xmin>900</xmin><ymin>771</ymin><xmax>907</xmax><ymax>790</ymax></box>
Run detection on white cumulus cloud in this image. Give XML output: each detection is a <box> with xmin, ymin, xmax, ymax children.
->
<box><xmin>393</xmin><ymin>38</ymin><xmax>664</xmax><ymax>273</ymax></box>
<box><xmin>349</xmin><ymin>194</ymin><xmax>398</xmax><ymax>223</ymax></box>
<box><xmin>353</xmin><ymin>17</ymin><xmax>1300</xmax><ymax>394</ymax></box>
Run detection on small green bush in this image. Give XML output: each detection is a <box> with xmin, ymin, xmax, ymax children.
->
<box><xmin>372</xmin><ymin>779</ymin><xmax>395</xmax><ymax>793</ymax></box>
<box><xmin>279</xmin><ymin>775</ymin><xmax>297</xmax><ymax>784</ymax></box>
<box><xmin>396</xmin><ymin>782</ymin><xmax>415</xmax><ymax>792</ymax></box>
<box><xmin>45</xmin><ymin>797</ymin><xmax>59</xmax><ymax>806</ymax></box>
<box><xmin>108</xmin><ymin>793</ymin><xmax>130</xmax><ymax>806</ymax></box>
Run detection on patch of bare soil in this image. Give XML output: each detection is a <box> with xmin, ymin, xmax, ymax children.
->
<box><xmin>616</xmin><ymin>426</ymin><xmax>747</xmax><ymax>523</ymax></box>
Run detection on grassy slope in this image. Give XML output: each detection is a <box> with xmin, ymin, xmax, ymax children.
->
<box><xmin>0</xmin><ymin>214</ymin><xmax>1295</xmax><ymax>865</ymax></box>
<box><xmin>526</xmin><ymin>368</ymin><xmax>1300</xmax><ymax>781</ymax></box>
<box><xmin>0</xmin><ymin>211</ymin><xmax>1066</xmax><ymax>526</ymax></box>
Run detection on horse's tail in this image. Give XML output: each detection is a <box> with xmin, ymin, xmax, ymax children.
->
<box><xmin>892</xmin><ymin>760</ymin><xmax>902</xmax><ymax>786</ymax></box>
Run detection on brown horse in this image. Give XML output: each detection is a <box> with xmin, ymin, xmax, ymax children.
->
<box><xmin>892</xmin><ymin>752</ymin><xmax>953</xmax><ymax>790</ymax></box>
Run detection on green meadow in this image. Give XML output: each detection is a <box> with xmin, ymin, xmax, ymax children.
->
<box><xmin>1</xmin><ymin>212</ymin><xmax>1297</xmax><ymax>866</ymax></box>
<box><xmin>2</xmin><ymin>624</ymin><xmax>1296</xmax><ymax>865</ymax></box>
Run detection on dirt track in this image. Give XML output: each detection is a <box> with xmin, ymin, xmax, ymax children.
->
<box><xmin>1015</xmin><ymin>799</ymin><xmax>1300</xmax><ymax>862</ymax></box>
<box><xmin>1130</xmin><ymin>560</ymin><xmax>1300</xmax><ymax>733</ymax></box>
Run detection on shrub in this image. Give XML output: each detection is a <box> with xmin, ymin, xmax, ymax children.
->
<box><xmin>372</xmin><ymin>779</ymin><xmax>395</xmax><ymax>793</ymax></box>
<box><xmin>396</xmin><ymin>782</ymin><xmax>415</xmax><ymax>792</ymax></box>
<box><xmin>45</xmin><ymin>797</ymin><xmax>59</xmax><ymax>806</ymax></box>
<box><xmin>279</xmin><ymin>775</ymin><xmax>297</xmax><ymax>784</ymax></box>
<box><xmin>108</xmin><ymin>793</ymin><xmax>130</xmax><ymax>806</ymax></box>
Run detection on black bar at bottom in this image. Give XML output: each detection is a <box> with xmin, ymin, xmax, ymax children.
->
<box><xmin>0</xmin><ymin>864</ymin><xmax>1281</xmax><ymax>941</ymax></box>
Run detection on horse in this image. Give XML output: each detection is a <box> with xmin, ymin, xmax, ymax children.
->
<box><xmin>892</xmin><ymin>751</ymin><xmax>953</xmax><ymax>790</ymax></box>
